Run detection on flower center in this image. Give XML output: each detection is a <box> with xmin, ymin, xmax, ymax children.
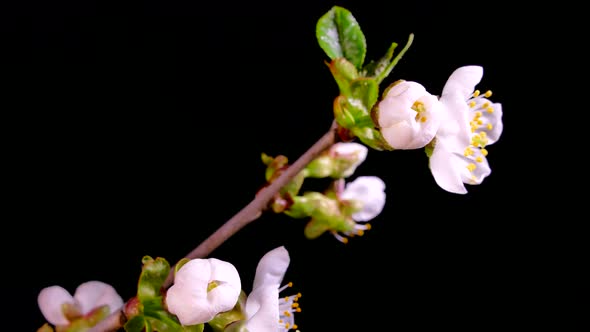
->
<box><xmin>412</xmin><ymin>101</ymin><xmax>428</xmax><ymax>123</ymax></box>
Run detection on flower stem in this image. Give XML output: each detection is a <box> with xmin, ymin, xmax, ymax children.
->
<box><xmin>88</xmin><ymin>120</ymin><xmax>339</xmax><ymax>332</ymax></box>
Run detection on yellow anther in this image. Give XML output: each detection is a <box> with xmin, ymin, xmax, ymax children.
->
<box><xmin>279</xmin><ymin>319</ymin><xmax>284</xmax><ymax>323</ymax></box>
<box><xmin>473</xmin><ymin>90</ymin><xmax>480</xmax><ymax>97</ymax></box>
<box><xmin>467</xmin><ymin>163</ymin><xmax>476</xmax><ymax>172</ymax></box>
<box><xmin>481</xmin><ymin>148</ymin><xmax>488</xmax><ymax>156</ymax></box>
<box><xmin>469</xmin><ymin>101</ymin><xmax>476</xmax><ymax>107</ymax></box>
<box><xmin>284</xmin><ymin>296</ymin><xmax>290</xmax><ymax>301</ymax></box>
<box><xmin>464</xmin><ymin>147</ymin><xmax>474</xmax><ymax>156</ymax></box>
<box><xmin>479</xmin><ymin>131</ymin><xmax>487</xmax><ymax>138</ymax></box>
<box><xmin>474</xmin><ymin>111</ymin><xmax>482</xmax><ymax>118</ymax></box>
<box><xmin>482</xmin><ymin>102</ymin><xmax>490</xmax><ymax>108</ymax></box>
<box><xmin>284</xmin><ymin>311</ymin><xmax>291</xmax><ymax>317</ymax></box>
<box><xmin>296</xmin><ymin>308</ymin><xmax>301</xmax><ymax>312</ymax></box>
<box><xmin>487</xmin><ymin>123</ymin><xmax>493</xmax><ymax>130</ymax></box>
<box><xmin>484</xmin><ymin>90</ymin><xmax>492</xmax><ymax>97</ymax></box>
<box><xmin>292</xmin><ymin>303</ymin><xmax>300</xmax><ymax>308</ymax></box>
<box><xmin>297</xmin><ymin>293</ymin><xmax>302</xmax><ymax>298</ymax></box>
<box><xmin>285</xmin><ymin>323</ymin><xmax>291</xmax><ymax>328</ymax></box>
<box><xmin>477</xmin><ymin>119</ymin><xmax>483</xmax><ymax>125</ymax></box>
<box><xmin>292</xmin><ymin>324</ymin><xmax>298</xmax><ymax>329</ymax></box>
<box><xmin>420</xmin><ymin>116</ymin><xmax>427</xmax><ymax>123</ymax></box>
<box><xmin>342</xmin><ymin>237</ymin><xmax>349</xmax><ymax>244</ymax></box>
<box><xmin>486</xmin><ymin>107</ymin><xmax>494</xmax><ymax>113</ymax></box>
<box><xmin>476</xmin><ymin>156</ymin><xmax>483</xmax><ymax>163</ymax></box>
<box><xmin>365</xmin><ymin>223</ymin><xmax>372</xmax><ymax>230</ymax></box>
<box><xmin>357</xmin><ymin>230</ymin><xmax>365</xmax><ymax>236</ymax></box>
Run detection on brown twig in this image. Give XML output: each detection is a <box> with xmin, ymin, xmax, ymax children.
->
<box><xmin>88</xmin><ymin>120</ymin><xmax>339</xmax><ymax>332</ymax></box>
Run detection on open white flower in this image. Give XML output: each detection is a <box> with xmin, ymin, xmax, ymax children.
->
<box><xmin>430</xmin><ymin>65</ymin><xmax>503</xmax><ymax>194</ymax></box>
<box><xmin>327</xmin><ymin>176</ymin><xmax>386</xmax><ymax>243</ymax></box>
<box><xmin>238</xmin><ymin>246</ymin><xmax>301</xmax><ymax>332</ymax></box>
<box><xmin>166</xmin><ymin>258</ymin><xmax>241</xmax><ymax>325</ymax></box>
<box><xmin>374</xmin><ymin>80</ymin><xmax>442</xmax><ymax>149</ymax></box>
<box><xmin>38</xmin><ymin>281</ymin><xmax>123</xmax><ymax>326</ymax></box>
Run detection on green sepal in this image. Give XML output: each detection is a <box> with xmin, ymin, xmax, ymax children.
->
<box><xmin>207</xmin><ymin>291</ymin><xmax>247</xmax><ymax>332</ymax></box>
<box><xmin>138</xmin><ymin>256</ymin><xmax>170</xmax><ymax>303</ymax></box>
<box><xmin>351</xmin><ymin>126</ymin><xmax>391</xmax><ymax>151</ymax></box>
<box><xmin>316</xmin><ymin>6</ymin><xmax>367</xmax><ymax>69</ymax></box>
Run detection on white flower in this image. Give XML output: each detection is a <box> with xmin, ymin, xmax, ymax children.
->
<box><xmin>375</xmin><ymin>80</ymin><xmax>442</xmax><ymax>149</ymax></box>
<box><xmin>37</xmin><ymin>281</ymin><xmax>123</xmax><ymax>326</ymax></box>
<box><xmin>340</xmin><ymin>176</ymin><xmax>386</xmax><ymax>222</ymax></box>
<box><xmin>430</xmin><ymin>65</ymin><xmax>503</xmax><ymax>194</ymax></box>
<box><xmin>166</xmin><ymin>258</ymin><xmax>241</xmax><ymax>325</ymax></box>
<box><xmin>240</xmin><ymin>246</ymin><xmax>301</xmax><ymax>332</ymax></box>
<box><xmin>329</xmin><ymin>176</ymin><xmax>386</xmax><ymax>244</ymax></box>
<box><xmin>329</xmin><ymin>142</ymin><xmax>368</xmax><ymax>177</ymax></box>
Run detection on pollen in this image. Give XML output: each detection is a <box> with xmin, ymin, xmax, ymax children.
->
<box><xmin>487</xmin><ymin>123</ymin><xmax>493</xmax><ymax>130</ymax></box>
<box><xmin>467</xmin><ymin>163</ymin><xmax>476</xmax><ymax>172</ymax></box>
<box><xmin>484</xmin><ymin>90</ymin><xmax>492</xmax><ymax>97</ymax></box>
<box><xmin>464</xmin><ymin>147</ymin><xmax>474</xmax><ymax>156</ymax></box>
<box><xmin>476</xmin><ymin>156</ymin><xmax>483</xmax><ymax>163</ymax></box>
<box><xmin>365</xmin><ymin>223</ymin><xmax>372</xmax><ymax>230</ymax></box>
<box><xmin>481</xmin><ymin>148</ymin><xmax>488</xmax><ymax>156</ymax></box>
<box><xmin>482</xmin><ymin>102</ymin><xmax>490</xmax><ymax>108</ymax></box>
<box><xmin>473</xmin><ymin>90</ymin><xmax>480</xmax><ymax>97</ymax></box>
<box><xmin>486</xmin><ymin>107</ymin><xmax>494</xmax><ymax>113</ymax></box>
<box><xmin>469</xmin><ymin>101</ymin><xmax>476</xmax><ymax>107</ymax></box>
<box><xmin>474</xmin><ymin>111</ymin><xmax>482</xmax><ymax>118</ymax></box>
<box><xmin>357</xmin><ymin>230</ymin><xmax>365</xmax><ymax>236</ymax></box>
<box><xmin>477</xmin><ymin>119</ymin><xmax>483</xmax><ymax>125</ymax></box>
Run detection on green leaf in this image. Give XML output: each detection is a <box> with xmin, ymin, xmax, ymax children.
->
<box><xmin>362</xmin><ymin>42</ymin><xmax>398</xmax><ymax>78</ymax></box>
<box><xmin>183</xmin><ymin>324</ymin><xmax>205</xmax><ymax>332</ymax></box>
<box><xmin>138</xmin><ymin>256</ymin><xmax>170</xmax><ymax>302</ymax></box>
<box><xmin>124</xmin><ymin>315</ymin><xmax>146</xmax><ymax>332</ymax></box>
<box><xmin>332</xmin><ymin>95</ymin><xmax>356</xmax><ymax>129</ymax></box>
<box><xmin>316</xmin><ymin>6</ymin><xmax>367</xmax><ymax>69</ymax></box>
<box><xmin>374</xmin><ymin>33</ymin><xmax>414</xmax><ymax>84</ymax></box>
<box><xmin>327</xmin><ymin>58</ymin><xmax>359</xmax><ymax>96</ymax></box>
<box><xmin>349</xmin><ymin>78</ymin><xmax>378</xmax><ymax>127</ymax></box>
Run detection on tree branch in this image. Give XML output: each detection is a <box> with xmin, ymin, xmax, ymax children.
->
<box><xmin>88</xmin><ymin>120</ymin><xmax>339</xmax><ymax>332</ymax></box>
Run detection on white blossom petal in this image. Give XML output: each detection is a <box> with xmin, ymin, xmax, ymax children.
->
<box><xmin>73</xmin><ymin>281</ymin><xmax>123</xmax><ymax>315</ymax></box>
<box><xmin>166</xmin><ymin>258</ymin><xmax>241</xmax><ymax>325</ymax></box>
<box><xmin>38</xmin><ymin>286</ymin><xmax>75</xmax><ymax>326</ymax></box>
<box><xmin>252</xmin><ymin>246</ymin><xmax>290</xmax><ymax>291</ymax></box>
<box><xmin>330</xmin><ymin>142</ymin><xmax>368</xmax><ymax>177</ymax></box>
<box><xmin>341</xmin><ymin>176</ymin><xmax>386</xmax><ymax>221</ymax></box>
<box><xmin>441</xmin><ymin>65</ymin><xmax>483</xmax><ymax>100</ymax></box>
<box><xmin>244</xmin><ymin>286</ymin><xmax>280</xmax><ymax>332</ymax></box>
<box><xmin>429</xmin><ymin>140</ymin><xmax>467</xmax><ymax>194</ymax></box>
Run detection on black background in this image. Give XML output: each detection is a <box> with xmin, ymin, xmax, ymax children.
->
<box><xmin>3</xmin><ymin>0</ymin><xmax>584</xmax><ymax>331</ymax></box>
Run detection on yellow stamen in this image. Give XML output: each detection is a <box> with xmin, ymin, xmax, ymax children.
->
<box><xmin>365</xmin><ymin>223</ymin><xmax>372</xmax><ymax>230</ymax></box>
<box><xmin>484</xmin><ymin>90</ymin><xmax>492</xmax><ymax>97</ymax></box>
<box><xmin>292</xmin><ymin>303</ymin><xmax>300</xmax><ymax>308</ymax></box>
<box><xmin>464</xmin><ymin>147</ymin><xmax>474</xmax><ymax>156</ymax></box>
<box><xmin>469</xmin><ymin>101</ymin><xmax>476</xmax><ymax>107</ymax></box>
<box><xmin>486</xmin><ymin>107</ymin><xmax>494</xmax><ymax>113</ymax></box>
<box><xmin>287</xmin><ymin>282</ymin><xmax>293</xmax><ymax>287</ymax></box>
<box><xmin>474</xmin><ymin>111</ymin><xmax>482</xmax><ymax>118</ymax></box>
<box><xmin>284</xmin><ymin>311</ymin><xmax>291</xmax><ymax>317</ymax></box>
<box><xmin>477</xmin><ymin>119</ymin><xmax>483</xmax><ymax>125</ymax></box>
<box><xmin>357</xmin><ymin>230</ymin><xmax>365</xmax><ymax>236</ymax></box>
<box><xmin>473</xmin><ymin>90</ymin><xmax>480</xmax><ymax>97</ymax></box>
<box><xmin>487</xmin><ymin>123</ymin><xmax>493</xmax><ymax>130</ymax></box>
<box><xmin>420</xmin><ymin>116</ymin><xmax>427</xmax><ymax>123</ymax></box>
<box><xmin>467</xmin><ymin>163</ymin><xmax>476</xmax><ymax>172</ymax></box>
<box><xmin>481</xmin><ymin>148</ymin><xmax>488</xmax><ymax>156</ymax></box>
<box><xmin>479</xmin><ymin>131</ymin><xmax>487</xmax><ymax>137</ymax></box>
<box><xmin>482</xmin><ymin>102</ymin><xmax>490</xmax><ymax>108</ymax></box>
<box><xmin>292</xmin><ymin>324</ymin><xmax>298</xmax><ymax>329</ymax></box>
<box><xmin>296</xmin><ymin>308</ymin><xmax>302</xmax><ymax>312</ymax></box>
<box><xmin>476</xmin><ymin>156</ymin><xmax>483</xmax><ymax>163</ymax></box>
<box><xmin>342</xmin><ymin>237</ymin><xmax>349</xmax><ymax>244</ymax></box>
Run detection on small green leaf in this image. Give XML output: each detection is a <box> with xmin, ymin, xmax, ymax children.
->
<box><xmin>317</xmin><ymin>6</ymin><xmax>367</xmax><ymax>69</ymax></box>
<box><xmin>124</xmin><ymin>315</ymin><xmax>146</xmax><ymax>332</ymax></box>
<box><xmin>349</xmin><ymin>78</ymin><xmax>378</xmax><ymax>127</ymax></box>
<box><xmin>375</xmin><ymin>33</ymin><xmax>414</xmax><ymax>84</ymax></box>
<box><xmin>328</xmin><ymin>58</ymin><xmax>359</xmax><ymax>96</ymax></box>
<box><xmin>138</xmin><ymin>256</ymin><xmax>170</xmax><ymax>302</ymax></box>
<box><xmin>362</xmin><ymin>42</ymin><xmax>398</xmax><ymax>78</ymax></box>
<box><xmin>183</xmin><ymin>324</ymin><xmax>205</xmax><ymax>332</ymax></box>
<box><xmin>333</xmin><ymin>95</ymin><xmax>356</xmax><ymax>129</ymax></box>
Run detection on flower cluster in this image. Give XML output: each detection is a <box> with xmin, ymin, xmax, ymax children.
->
<box><xmin>371</xmin><ymin>65</ymin><xmax>503</xmax><ymax>194</ymax></box>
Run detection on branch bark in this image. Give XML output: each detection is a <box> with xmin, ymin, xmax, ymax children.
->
<box><xmin>88</xmin><ymin>120</ymin><xmax>339</xmax><ymax>332</ymax></box>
